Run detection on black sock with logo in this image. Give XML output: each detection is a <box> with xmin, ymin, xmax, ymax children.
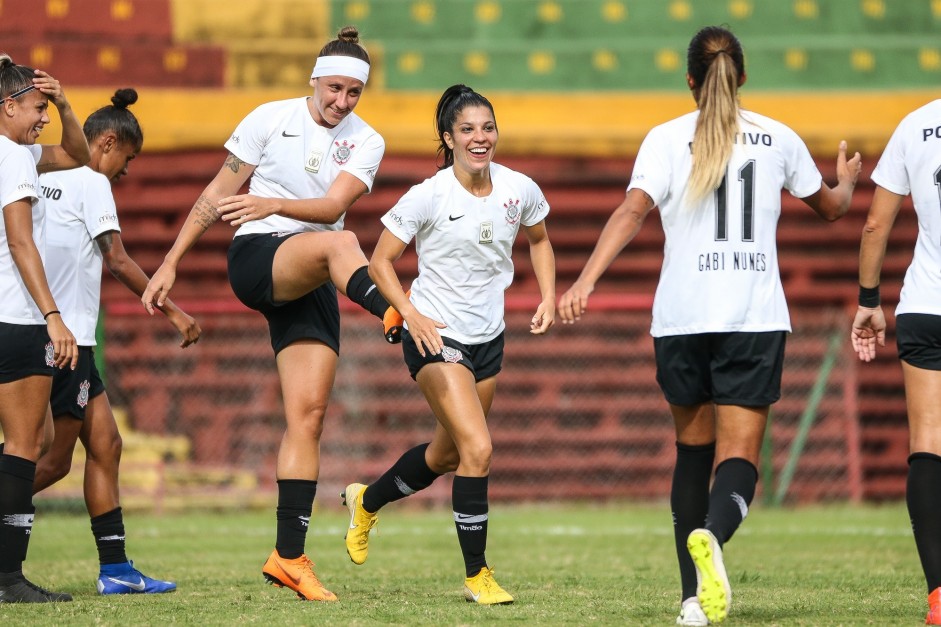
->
<box><xmin>91</xmin><ymin>507</ymin><xmax>128</xmax><ymax>566</ymax></box>
<box><xmin>672</xmin><ymin>441</ymin><xmax>716</xmax><ymax>600</ymax></box>
<box><xmin>705</xmin><ymin>458</ymin><xmax>757</xmax><ymax>545</ymax></box>
<box><xmin>275</xmin><ymin>479</ymin><xmax>317</xmax><ymax>559</ymax></box>
<box><xmin>453</xmin><ymin>475</ymin><xmax>489</xmax><ymax>578</ymax></box>
<box><xmin>363</xmin><ymin>443</ymin><xmax>441</xmax><ymax>513</ymax></box>
<box><xmin>0</xmin><ymin>454</ymin><xmax>36</xmax><ymax>573</ymax></box>
<box><xmin>346</xmin><ymin>265</ymin><xmax>391</xmax><ymax>319</ymax></box>
<box><xmin>908</xmin><ymin>452</ymin><xmax>941</xmax><ymax>592</ymax></box>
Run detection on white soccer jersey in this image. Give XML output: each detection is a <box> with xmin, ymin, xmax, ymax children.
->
<box><xmin>871</xmin><ymin>100</ymin><xmax>941</xmax><ymax>317</ymax></box>
<box><xmin>41</xmin><ymin>166</ymin><xmax>121</xmax><ymax>345</ymax></box>
<box><xmin>628</xmin><ymin>110</ymin><xmax>823</xmax><ymax>337</ymax></box>
<box><xmin>225</xmin><ymin>97</ymin><xmax>385</xmax><ymax>237</ymax></box>
<box><xmin>381</xmin><ymin>162</ymin><xmax>549</xmax><ymax>345</ymax></box>
<box><xmin>0</xmin><ymin>138</ymin><xmax>45</xmax><ymax>324</ymax></box>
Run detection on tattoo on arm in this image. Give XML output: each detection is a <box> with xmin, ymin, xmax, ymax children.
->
<box><xmin>193</xmin><ymin>194</ymin><xmax>218</xmax><ymax>230</ymax></box>
<box><xmin>641</xmin><ymin>191</ymin><xmax>655</xmax><ymax>210</ymax></box>
<box><xmin>95</xmin><ymin>232</ymin><xmax>114</xmax><ymax>254</ymax></box>
<box><xmin>224</xmin><ymin>153</ymin><xmax>246</xmax><ymax>174</ymax></box>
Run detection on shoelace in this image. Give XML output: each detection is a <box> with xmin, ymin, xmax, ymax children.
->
<box><xmin>298</xmin><ymin>557</ymin><xmax>326</xmax><ymax>588</ymax></box>
<box><xmin>21</xmin><ymin>578</ymin><xmax>61</xmax><ymax>599</ymax></box>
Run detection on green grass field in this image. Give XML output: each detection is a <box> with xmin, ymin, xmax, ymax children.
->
<box><xmin>1</xmin><ymin>502</ymin><xmax>926</xmax><ymax>625</ymax></box>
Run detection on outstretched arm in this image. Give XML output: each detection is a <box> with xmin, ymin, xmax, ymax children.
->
<box><xmin>801</xmin><ymin>140</ymin><xmax>862</xmax><ymax>222</ymax></box>
<box><xmin>523</xmin><ymin>219</ymin><xmax>556</xmax><ymax>335</ymax></box>
<box><xmin>98</xmin><ymin>231</ymin><xmax>201</xmax><ymax>347</ymax></box>
<box><xmin>142</xmin><ymin>152</ymin><xmax>254</xmax><ymax>313</ymax></box>
<box><xmin>557</xmin><ymin>187</ymin><xmax>654</xmax><ymax>324</ymax></box>
<box><xmin>851</xmin><ymin>185</ymin><xmax>904</xmax><ymax>362</ymax></box>
<box><xmin>33</xmin><ymin>70</ymin><xmax>91</xmax><ymax>173</ymax></box>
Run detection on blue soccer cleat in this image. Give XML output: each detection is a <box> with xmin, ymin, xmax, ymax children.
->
<box><xmin>96</xmin><ymin>561</ymin><xmax>176</xmax><ymax>595</ymax></box>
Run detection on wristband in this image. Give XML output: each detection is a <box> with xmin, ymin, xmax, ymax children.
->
<box><xmin>858</xmin><ymin>285</ymin><xmax>880</xmax><ymax>308</ymax></box>
<box><xmin>43</xmin><ymin>310</ymin><xmax>60</xmax><ymax>320</ymax></box>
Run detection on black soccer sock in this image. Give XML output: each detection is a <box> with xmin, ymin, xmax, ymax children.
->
<box><xmin>91</xmin><ymin>507</ymin><xmax>128</xmax><ymax>566</ymax></box>
<box><xmin>705</xmin><ymin>457</ymin><xmax>757</xmax><ymax>546</ymax></box>
<box><xmin>275</xmin><ymin>479</ymin><xmax>317</xmax><ymax>559</ymax></box>
<box><xmin>908</xmin><ymin>452</ymin><xmax>941</xmax><ymax>592</ymax></box>
<box><xmin>672</xmin><ymin>441</ymin><xmax>716</xmax><ymax>600</ymax></box>
<box><xmin>453</xmin><ymin>475</ymin><xmax>489</xmax><ymax>578</ymax></box>
<box><xmin>362</xmin><ymin>443</ymin><xmax>441</xmax><ymax>513</ymax></box>
<box><xmin>346</xmin><ymin>265</ymin><xmax>391</xmax><ymax>320</ymax></box>
<box><xmin>0</xmin><ymin>454</ymin><xmax>36</xmax><ymax>573</ymax></box>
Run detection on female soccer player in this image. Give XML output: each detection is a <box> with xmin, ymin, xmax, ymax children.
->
<box><xmin>35</xmin><ymin>88</ymin><xmax>199</xmax><ymax>595</ymax></box>
<box><xmin>343</xmin><ymin>83</ymin><xmax>556</xmax><ymax>605</ymax></box>
<box><xmin>0</xmin><ymin>54</ymin><xmax>89</xmax><ymax>603</ymax></box>
<box><xmin>850</xmin><ymin>100</ymin><xmax>941</xmax><ymax>625</ymax></box>
<box><xmin>141</xmin><ymin>27</ymin><xmax>398</xmax><ymax>602</ymax></box>
<box><xmin>558</xmin><ymin>26</ymin><xmax>860</xmax><ymax>624</ymax></box>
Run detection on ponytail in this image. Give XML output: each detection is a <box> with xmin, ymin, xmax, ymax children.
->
<box><xmin>685</xmin><ymin>27</ymin><xmax>746</xmax><ymax>204</ymax></box>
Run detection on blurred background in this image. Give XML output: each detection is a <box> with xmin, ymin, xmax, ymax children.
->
<box><xmin>3</xmin><ymin>0</ymin><xmax>936</xmax><ymax>511</ymax></box>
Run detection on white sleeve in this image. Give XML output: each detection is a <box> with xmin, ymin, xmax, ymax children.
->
<box><xmin>83</xmin><ymin>174</ymin><xmax>121</xmax><ymax>240</ymax></box>
<box><xmin>782</xmin><ymin>128</ymin><xmax>824</xmax><ymax>199</ymax></box>
<box><xmin>224</xmin><ymin>104</ymin><xmax>271</xmax><ymax>166</ymax></box>
<box><xmin>381</xmin><ymin>182</ymin><xmax>431</xmax><ymax>244</ymax></box>
<box><xmin>627</xmin><ymin>126</ymin><xmax>672</xmax><ymax>206</ymax></box>
<box><xmin>520</xmin><ymin>176</ymin><xmax>550</xmax><ymax>226</ymax></box>
<box><xmin>0</xmin><ymin>148</ymin><xmax>39</xmax><ymax>209</ymax></box>
<box><xmin>871</xmin><ymin>118</ymin><xmax>911</xmax><ymax>196</ymax></box>
<box><xmin>341</xmin><ymin>131</ymin><xmax>385</xmax><ymax>192</ymax></box>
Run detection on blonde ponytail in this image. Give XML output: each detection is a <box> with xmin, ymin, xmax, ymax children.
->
<box><xmin>687</xmin><ymin>52</ymin><xmax>740</xmax><ymax>203</ymax></box>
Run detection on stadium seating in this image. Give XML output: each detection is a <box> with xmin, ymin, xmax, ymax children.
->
<box><xmin>100</xmin><ymin>151</ymin><xmax>910</xmax><ymax>503</ymax></box>
<box><xmin>0</xmin><ymin>0</ymin><xmax>225</xmax><ymax>87</ymax></box>
<box><xmin>329</xmin><ymin>0</ymin><xmax>941</xmax><ymax>91</ymax></box>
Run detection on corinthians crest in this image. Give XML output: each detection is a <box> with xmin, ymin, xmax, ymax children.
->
<box><xmin>333</xmin><ymin>139</ymin><xmax>355</xmax><ymax>165</ymax></box>
<box><xmin>503</xmin><ymin>198</ymin><xmax>521</xmax><ymax>225</ymax></box>
<box><xmin>77</xmin><ymin>380</ymin><xmax>90</xmax><ymax>408</ymax></box>
<box><xmin>44</xmin><ymin>342</ymin><xmax>55</xmax><ymax>367</ymax></box>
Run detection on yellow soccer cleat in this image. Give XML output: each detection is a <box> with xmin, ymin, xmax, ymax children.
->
<box><xmin>687</xmin><ymin>529</ymin><xmax>731</xmax><ymax>623</ymax></box>
<box><xmin>343</xmin><ymin>482</ymin><xmax>378</xmax><ymax>565</ymax></box>
<box><xmin>261</xmin><ymin>550</ymin><xmax>337</xmax><ymax>602</ymax></box>
<box><xmin>463</xmin><ymin>567</ymin><xmax>514</xmax><ymax>605</ymax></box>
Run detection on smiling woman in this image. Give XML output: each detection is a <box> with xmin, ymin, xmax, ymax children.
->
<box><xmin>346</xmin><ymin>83</ymin><xmax>557</xmax><ymax>606</ymax></box>
<box><xmin>139</xmin><ymin>26</ymin><xmax>403</xmax><ymax>604</ymax></box>
<box><xmin>0</xmin><ymin>52</ymin><xmax>89</xmax><ymax>603</ymax></box>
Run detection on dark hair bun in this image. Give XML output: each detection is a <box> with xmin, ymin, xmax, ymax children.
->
<box><xmin>111</xmin><ymin>88</ymin><xmax>138</xmax><ymax>109</ymax></box>
<box><xmin>337</xmin><ymin>25</ymin><xmax>360</xmax><ymax>44</ymax></box>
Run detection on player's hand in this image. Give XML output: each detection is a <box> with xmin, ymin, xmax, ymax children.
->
<box><xmin>836</xmin><ymin>140</ymin><xmax>862</xmax><ymax>189</ymax></box>
<box><xmin>530</xmin><ymin>298</ymin><xmax>555</xmax><ymax>335</ymax></box>
<box><xmin>46</xmin><ymin>314</ymin><xmax>78</xmax><ymax>370</ymax></box>
<box><xmin>851</xmin><ymin>305</ymin><xmax>886</xmax><ymax>362</ymax></box>
<box><xmin>558</xmin><ymin>280</ymin><xmax>594</xmax><ymax>324</ymax></box>
<box><xmin>403</xmin><ymin>307</ymin><xmax>447</xmax><ymax>358</ymax></box>
<box><xmin>217</xmin><ymin>194</ymin><xmax>277</xmax><ymax>226</ymax></box>
<box><xmin>167</xmin><ymin>308</ymin><xmax>201</xmax><ymax>348</ymax></box>
<box><xmin>32</xmin><ymin>69</ymin><xmax>68</xmax><ymax>109</ymax></box>
<box><xmin>143</xmin><ymin>262</ymin><xmax>176</xmax><ymax>315</ymax></box>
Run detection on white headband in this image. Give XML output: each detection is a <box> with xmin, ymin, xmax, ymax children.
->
<box><xmin>311</xmin><ymin>56</ymin><xmax>370</xmax><ymax>84</ymax></box>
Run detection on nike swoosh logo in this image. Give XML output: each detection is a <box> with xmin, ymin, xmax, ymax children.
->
<box><xmin>107</xmin><ymin>576</ymin><xmax>146</xmax><ymax>591</ymax></box>
<box><xmin>282</xmin><ymin>131</ymin><xmax>300</xmax><ymax>137</ymax></box>
<box><xmin>448</xmin><ymin>214</ymin><xmax>464</xmax><ymax>221</ymax></box>
<box><xmin>468</xmin><ymin>590</ymin><xmax>481</xmax><ymax>602</ymax></box>
<box><xmin>285</xmin><ymin>569</ymin><xmax>302</xmax><ymax>585</ymax></box>
<box><xmin>456</xmin><ymin>513</ymin><xmax>476</xmax><ymax>520</ymax></box>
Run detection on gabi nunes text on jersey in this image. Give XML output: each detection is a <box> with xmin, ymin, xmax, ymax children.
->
<box><xmin>698</xmin><ymin>251</ymin><xmax>767</xmax><ymax>272</ymax></box>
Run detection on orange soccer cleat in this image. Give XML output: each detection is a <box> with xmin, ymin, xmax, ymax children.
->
<box><xmin>262</xmin><ymin>550</ymin><xmax>337</xmax><ymax>602</ymax></box>
<box><xmin>927</xmin><ymin>587</ymin><xmax>941</xmax><ymax>625</ymax></box>
<box><xmin>382</xmin><ymin>290</ymin><xmax>410</xmax><ymax>344</ymax></box>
